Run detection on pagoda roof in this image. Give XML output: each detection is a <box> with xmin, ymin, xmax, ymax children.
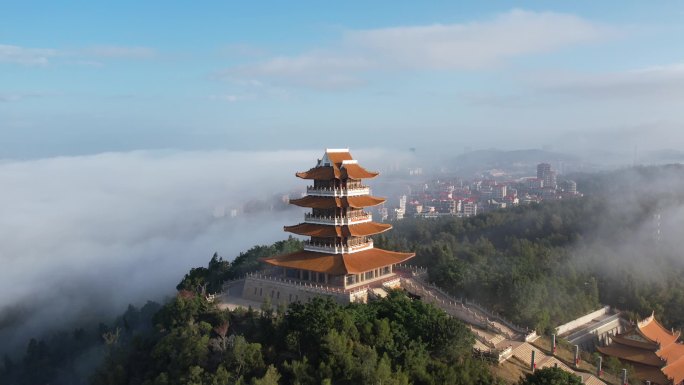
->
<box><xmin>658</xmin><ymin>342</ymin><xmax>684</xmax><ymax>364</ymax></box>
<box><xmin>662</xmin><ymin>355</ymin><xmax>684</xmax><ymax>384</ymax></box>
<box><xmin>289</xmin><ymin>195</ymin><xmax>385</xmax><ymax>209</ymax></box>
<box><xmin>638</xmin><ymin>312</ymin><xmax>680</xmax><ymax>347</ymax></box>
<box><xmin>597</xmin><ymin>343</ymin><xmax>665</xmax><ymax>367</ymax></box>
<box><xmin>295</xmin><ymin>149</ymin><xmax>379</xmax><ymax>180</ymax></box>
<box><xmin>610</xmin><ymin>334</ymin><xmax>659</xmax><ymax>350</ymax></box>
<box><xmin>599</xmin><ymin>313</ymin><xmax>684</xmax><ymax>385</ymax></box>
<box><xmin>284</xmin><ymin>222</ymin><xmax>392</xmax><ymax>237</ymax></box>
<box><xmin>262</xmin><ymin>248</ymin><xmax>415</xmax><ymax>275</ymax></box>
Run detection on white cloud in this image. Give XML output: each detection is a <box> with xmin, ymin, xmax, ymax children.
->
<box><xmin>0</xmin><ymin>150</ymin><xmax>309</xmax><ymax>353</ymax></box>
<box><xmin>223</xmin><ymin>52</ymin><xmax>372</xmax><ymax>90</ymax></box>
<box><xmin>0</xmin><ymin>44</ymin><xmax>57</xmax><ymax>66</ymax></box>
<box><xmin>0</xmin><ymin>148</ymin><xmax>406</xmax><ymax>354</ymax></box>
<box><xmin>347</xmin><ymin>9</ymin><xmax>613</xmax><ymax>70</ymax></box>
<box><xmin>537</xmin><ymin>62</ymin><xmax>684</xmax><ymax>99</ymax></box>
<box><xmin>220</xmin><ymin>9</ymin><xmax>615</xmax><ymax>90</ymax></box>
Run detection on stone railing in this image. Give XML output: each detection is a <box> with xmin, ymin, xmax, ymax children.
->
<box><xmin>304</xmin><ymin>212</ymin><xmax>372</xmax><ymax>225</ymax></box>
<box><xmin>464</xmin><ymin>299</ymin><xmax>535</xmax><ymax>340</ymax></box>
<box><xmin>400</xmin><ymin>276</ymin><xmax>537</xmax><ymax>342</ymax></box>
<box><xmin>304</xmin><ymin>239</ymin><xmax>373</xmax><ymax>254</ymax></box>
<box><xmin>246</xmin><ymin>272</ymin><xmax>345</xmax><ymax>295</ymax></box>
<box><xmin>306</xmin><ymin>185</ymin><xmax>370</xmax><ymax>197</ymax></box>
<box><xmin>243</xmin><ymin>272</ymin><xmax>374</xmax><ymax>302</ymax></box>
<box><xmin>381</xmin><ymin>277</ymin><xmax>401</xmax><ymax>289</ymax></box>
<box><xmin>394</xmin><ymin>264</ymin><xmax>428</xmax><ymax>279</ymax></box>
<box><xmin>400</xmin><ymin>278</ymin><xmax>490</xmax><ymax>330</ymax></box>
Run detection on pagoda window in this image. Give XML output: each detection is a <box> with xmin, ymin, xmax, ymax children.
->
<box><xmin>346</xmin><ymin>275</ymin><xmax>356</xmax><ymax>285</ymax></box>
<box><xmin>313</xmin><ymin>208</ymin><xmax>335</xmax><ymax>217</ymax></box>
<box><xmin>346</xmin><ymin>179</ymin><xmax>362</xmax><ymax>189</ymax></box>
<box><xmin>382</xmin><ymin>266</ymin><xmax>391</xmax><ymax>275</ymax></box>
<box><xmin>347</xmin><ymin>208</ymin><xmax>364</xmax><ymax>218</ymax></box>
<box><xmin>364</xmin><ymin>271</ymin><xmax>374</xmax><ymax>280</ymax></box>
<box><xmin>302</xmin><ymin>270</ymin><xmax>310</xmax><ymax>281</ymax></box>
<box><xmin>313</xmin><ymin>179</ymin><xmax>335</xmax><ymax>189</ymax></box>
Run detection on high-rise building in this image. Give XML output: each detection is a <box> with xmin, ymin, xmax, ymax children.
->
<box><xmin>537</xmin><ymin>163</ymin><xmax>557</xmax><ymax>189</ymax></box>
<box><xmin>494</xmin><ymin>184</ymin><xmax>507</xmax><ymax>200</ymax></box>
<box><xmin>537</xmin><ymin>163</ymin><xmax>551</xmax><ymax>179</ymax></box>
<box><xmin>242</xmin><ymin>149</ymin><xmax>415</xmax><ymax>304</ymax></box>
<box><xmin>561</xmin><ymin>180</ymin><xmax>577</xmax><ymax>194</ymax></box>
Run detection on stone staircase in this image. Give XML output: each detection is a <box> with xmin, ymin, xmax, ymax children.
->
<box><xmin>511</xmin><ymin>342</ymin><xmax>606</xmax><ymax>385</ymax></box>
<box><xmin>399</xmin><ymin>275</ymin><xmax>532</xmax><ymax>341</ymax></box>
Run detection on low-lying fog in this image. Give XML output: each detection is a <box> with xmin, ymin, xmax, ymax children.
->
<box><xmin>0</xmin><ymin>149</ymin><xmax>409</xmax><ymax>355</ymax></box>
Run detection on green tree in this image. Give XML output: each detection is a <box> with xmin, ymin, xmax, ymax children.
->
<box><xmin>517</xmin><ymin>367</ymin><xmax>583</xmax><ymax>385</ymax></box>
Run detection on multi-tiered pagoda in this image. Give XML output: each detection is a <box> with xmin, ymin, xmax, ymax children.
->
<box><xmin>242</xmin><ymin>149</ymin><xmax>415</xmax><ymax>304</ymax></box>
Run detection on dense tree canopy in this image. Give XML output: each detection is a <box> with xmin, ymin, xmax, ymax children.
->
<box><xmin>377</xmin><ymin>165</ymin><xmax>684</xmax><ymax>332</ymax></box>
<box><xmin>91</xmin><ymin>292</ymin><xmax>500</xmax><ymax>385</ymax></box>
<box><xmin>5</xmin><ymin>165</ymin><xmax>684</xmax><ymax>384</ymax></box>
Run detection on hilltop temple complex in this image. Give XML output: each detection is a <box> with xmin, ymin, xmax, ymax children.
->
<box><xmin>598</xmin><ymin>313</ymin><xmax>684</xmax><ymax>385</ymax></box>
<box><xmin>241</xmin><ymin>149</ymin><xmax>415</xmax><ymax>304</ymax></box>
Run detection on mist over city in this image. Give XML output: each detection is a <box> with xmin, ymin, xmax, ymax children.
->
<box><xmin>2</xmin><ymin>2</ymin><xmax>684</xmax><ymax>385</ymax></box>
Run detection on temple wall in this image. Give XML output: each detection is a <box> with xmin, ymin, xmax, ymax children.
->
<box><xmin>242</xmin><ymin>276</ymin><xmax>352</xmax><ymax>306</ymax></box>
<box><xmin>557</xmin><ymin>306</ymin><xmax>611</xmax><ymax>336</ymax></box>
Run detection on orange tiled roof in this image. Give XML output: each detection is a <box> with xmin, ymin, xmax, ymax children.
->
<box><xmin>326</xmin><ymin>150</ymin><xmax>354</xmax><ymax>164</ymax></box>
<box><xmin>296</xmin><ymin>167</ymin><xmax>338</xmax><ymax>179</ymax></box>
<box><xmin>289</xmin><ymin>195</ymin><xmax>386</xmax><ymax>209</ymax></box>
<box><xmin>296</xmin><ymin>164</ymin><xmax>379</xmax><ymax>180</ymax></box>
<box><xmin>597</xmin><ymin>343</ymin><xmax>665</xmax><ymax>367</ymax></box>
<box><xmin>657</xmin><ymin>342</ymin><xmax>684</xmax><ymax>364</ymax></box>
<box><xmin>611</xmin><ymin>334</ymin><xmax>659</xmax><ymax>350</ymax></box>
<box><xmin>262</xmin><ymin>248</ymin><xmax>415</xmax><ymax>275</ymax></box>
<box><xmin>341</xmin><ymin>163</ymin><xmax>379</xmax><ymax>179</ymax></box>
<box><xmin>600</xmin><ymin>313</ymin><xmax>684</xmax><ymax>385</ymax></box>
<box><xmin>284</xmin><ymin>222</ymin><xmax>392</xmax><ymax>237</ymax></box>
<box><xmin>662</xmin><ymin>356</ymin><xmax>684</xmax><ymax>384</ymax></box>
<box><xmin>639</xmin><ymin>313</ymin><xmax>680</xmax><ymax>347</ymax></box>
<box><xmin>295</xmin><ymin>149</ymin><xmax>379</xmax><ymax>180</ymax></box>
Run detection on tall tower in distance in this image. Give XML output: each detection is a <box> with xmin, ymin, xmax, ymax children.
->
<box><xmin>537</xmin><ymin>163</ymin><xmax>557</xmax><ymax>189</ymax></box>
<box><xmin>242</xmin><ymin>149</ymin><xmax>415</xmax><ymax>304</ymax></box>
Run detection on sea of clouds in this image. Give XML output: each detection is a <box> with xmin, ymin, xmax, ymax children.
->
<box><xmin>1</xmin><ymin>149</ymin><xmax>408</xmax><ymax>354</ymax></box>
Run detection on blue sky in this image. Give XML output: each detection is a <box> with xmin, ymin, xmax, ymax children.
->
<box><xmin>2</xmin><ymin>1</ymin><xmax>684</xmax><ymax>158</ymax></box>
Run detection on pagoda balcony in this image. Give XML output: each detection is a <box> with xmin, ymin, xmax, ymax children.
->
<box><xmin>306</xmin><ymin>185</ymin><xmax>370</xmax><ymax>197</ymax></box>
<box><xmin>304</xmin><ymin>212</ymin><xmax>372</xmax><ymax>225</ymax></box>
<box><xmin>303</xmin><ymin>239</ymin><xmax>374</xmax><ymax>254</ymax></box>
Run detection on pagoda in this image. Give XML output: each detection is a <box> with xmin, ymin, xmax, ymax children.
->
<box><xmin>242</xmin><ymin>149</ymin><xmax>415</xmax><ymax>304</ymax></box>
<box><xmin>598</xmin><ymin>313</ymin><xmax>684</xmax><ymax>385</ymax></box>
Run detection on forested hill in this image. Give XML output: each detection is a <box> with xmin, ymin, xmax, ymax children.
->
<box><xmin>4</xmin><ymin>164</ymin><xmax>684</xmax><ymax>385</ymax></box>
<box><xmin>377</xmin><ymin>164</ymin><xmax>684</xmax><ymax>332</ymax></box>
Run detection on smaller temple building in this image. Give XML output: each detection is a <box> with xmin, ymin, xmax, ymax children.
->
<box><xmin>598</xmin><ymin>313</ymin><xmax>684</xmax><ymax>385</ymax></box>
<box><xmin>241</xmin><ymin>149</ymin><xmax>415</xmax><ymax>305</ymax></box>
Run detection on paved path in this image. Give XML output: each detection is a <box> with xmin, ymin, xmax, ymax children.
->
<box><xmin>400</xmin><ymin>276</ymin><xmax>607</xmax><ymax>385</ymax></box>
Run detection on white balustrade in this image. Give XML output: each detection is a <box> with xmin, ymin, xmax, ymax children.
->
<box><xmin>304</xmin><ymin>212</ymin><xmax>372</xmax><ymax>225</ymax></box>
<box><xmin>306</xmin><ymin>185</ymin><xmax>370</xmax><ymax>197</ymax></box>
<box><xmin>303</xmin><ymin>239</ymin><xmax>373</xmax><ymax>254</ymax></box>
